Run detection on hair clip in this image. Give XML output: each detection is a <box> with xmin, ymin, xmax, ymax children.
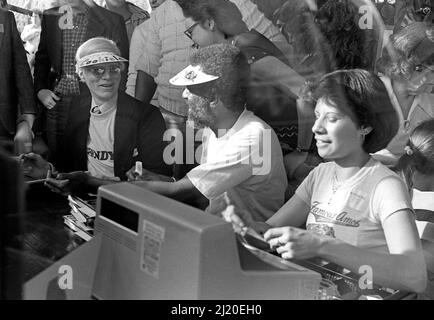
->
<box><xmin>404</xmin><ymin>145</ymin><xmax>414</xmax><ymax>156</ymax></box>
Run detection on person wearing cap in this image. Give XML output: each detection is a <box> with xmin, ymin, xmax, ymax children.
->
<box><xmin>128</xmin><ymin>43</ymin><xmax>287</xmax><ymax>222</ymax></box>
<box><xmin>373</xmin><ymin>22</ymin><xmax>434</xmax><ymax>167</ymax></box>
<box><xmin>0</xmin><ymin>8</ymin><xmax>37</xmax><ymax>155</ymax></box>
<box><xmin>129</xmin><ymin>0</ymin><xmax>290</xmax><ymax>181</ymax></box>
<box><xmin>22</xmin><ymin>37</ymin><xmax>170</xmax><ymax>194</ymax></box>
<box><xmin>34</xmin><ymin>0</ymin><xmax>129</xmax><ymax>164</ymax></box>
<box><xmin>175</xmin><ymin>0</ymin><xmax>314</xmax><ymax>184</ymax></box>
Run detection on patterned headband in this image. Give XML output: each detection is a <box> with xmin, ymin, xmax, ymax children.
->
<box><xmin>76</xmin><ymin>52</ymin><xmax>128</xmax><ymax>73</ymax></box>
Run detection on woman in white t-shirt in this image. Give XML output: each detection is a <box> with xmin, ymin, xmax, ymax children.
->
<box><xmin>229</xmin><ymin>69</ymin><xmax>427</xmax><ymax>293</ymax></box>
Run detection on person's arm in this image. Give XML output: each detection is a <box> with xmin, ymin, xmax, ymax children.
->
<box><xmin>126</xmin><ymin>25</ymin><xmax>147</xmax><ymax>97</ymax></box>
<box><xmin>46</xmin><ymin>171</ymin><xmax>121</xmax><ymax>195</ymax></box>
<box><xmin>137</xmin><ymin>104</ymin><xmax>172</xmax><ymax>176</ymax></box>
<box><xmin>132</xmin><ymin>175</ymin><xmax>204</xmax><ymax>203</ymax></box>
<box><xmin>33</xmin><ymin>13</ymin><xmax>51</xmax><ymax>95</ymax></box>
<box><xmin>320</xmin><ymin>209</ymin><xmax>426</xmax><ymax>292</ymax></box>
<box><xmin>253</xmin><ymin>57</ymin><xmax>314</xmax><ymax>152</ymax></box>
<box><xmin>135</xmin><ymin>70</ymin><xmax>157</xmax><ymax>103</ymax></box>
<box><xmin>133</xmin><ymin>14</ymin><xmax>160</xmax><ymax>102</ymax></box>
<box><xmin>266</xmin><ymin>193</ymin><xmax>311</xmax><ymax>228</ymax></box>
<box><xmin>265</xmin><ymin>176</ymin><xmax>428</xmax><ymax>293</ymax></box>
<box><xmin>10</xmin><ymin>11</ymin><xmax>37</xmax><ymax>118</ymax></box>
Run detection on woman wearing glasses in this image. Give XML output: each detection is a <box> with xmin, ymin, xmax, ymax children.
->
<box><xmin>373</xmin><ymin>22</ymin><xmax>434</xmax><ymax>167</ymax></box>
<box><xmin>21</xmin><ymin>37</ymin><xmax>171</xmax><ymax>194</ymax></box>
<box><xmin>175</xmin><ymin>0</ymin><xmax>313</xmax><ymax>166</ymax></box>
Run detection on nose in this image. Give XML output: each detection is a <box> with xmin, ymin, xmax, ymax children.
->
<box><xmin>312</xmin><ymin>117</ymin><xmax>325</xmax><ymax>134</ymax></box>
<box><xmin>182</xmin><ymin>88</ymin><xmax>191</xmax><ymax>99</ymax></box>
<box><xmin>100</xmin><ymin>69</ymin><xmax>112</xmax><ymax>80</ymax></box>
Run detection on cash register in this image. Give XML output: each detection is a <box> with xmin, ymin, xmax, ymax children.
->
<box><xmin>91</xmin><ymin>183</ymin><xmax>412</xmax><ymax>300</ymax></box>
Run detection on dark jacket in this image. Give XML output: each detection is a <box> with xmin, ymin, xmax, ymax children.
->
<box><xmin>59</xmin><ymin>91</ymin><xmax>171</xmax><ymax>180</ymax></box>
<box><xmin>34</xmin><ymin>4</ymin><xmax>129</xmax><ymax>94</ymax></box>
<box><xmin>0</xmin><ymin>9</ymin><xmax>36</xmax><ymax>135</ymax></box>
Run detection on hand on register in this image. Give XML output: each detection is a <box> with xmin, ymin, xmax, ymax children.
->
<box><xmin>217</xmin><ymin>193</ymin><xmax>273</xmax><ymax>252</ymax></box>
<box><xmin>219</xmin><ymin>193</ymin><xmax>327</xmax><ymax>259</ymax></box>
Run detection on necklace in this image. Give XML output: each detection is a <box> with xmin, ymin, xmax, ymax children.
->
<box><xmin>329</xmin><ymin>169</ymin><xmax>343</xmax><ymax>204</ymax></box>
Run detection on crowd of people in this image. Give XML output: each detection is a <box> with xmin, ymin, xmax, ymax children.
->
<box><xmin>1</xmin><ymin>0</ymin><xmax>434</xmax><ymax>296</ymax></box>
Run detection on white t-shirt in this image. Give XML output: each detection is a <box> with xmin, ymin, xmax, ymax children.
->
<box><xmin>87</xmin><ymin>97</ymin><xmax>117</xmax><ymax>178</ymax></box>
<box><xmin>295</xmin><ymin>158</ymin><xmax>413</xmax><ymax>253</ymax></box>
<box><xmin>187</xmin><ymin>109</ymin><xmax>287</xmax><ymax>222</ymax></box>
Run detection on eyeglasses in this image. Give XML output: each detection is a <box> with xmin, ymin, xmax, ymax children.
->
<box><xmin>415</xmin><ymin>64</ymin><xmax>434</xmax><ymax>73</ymax></box>
<box><xmin>184</xmin><ymin>22</ymin><xmax>199</xmax><ymax>40</ymax></box>
<box><xmin>85</xmin><ymin>65</ymin><xmax>122</xmax><ymax>78</ymax></box>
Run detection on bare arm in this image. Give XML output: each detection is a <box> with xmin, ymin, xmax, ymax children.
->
<box><xmin>265</xmin><ymin>177</ymin><xmax>428</xmax><ymax>293</ymax></box>
<box><xmin>266</xmin><ymin>193</ymin><xmax>311</xmax><ymax>228</ymax></box>
<box><xmin>317</xmin><ymin>209</ymin><xmax>427</xmax><ymax>292</ymax></box>
<box><xmin>131</xmin><ymin>176</ymin><xmax>206</xmax><ymax>203</ymax></box>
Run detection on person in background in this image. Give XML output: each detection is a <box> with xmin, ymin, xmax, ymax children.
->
<box><xmin>374</xmin><ymin>22</ymin><xmax>434</xmax><ymax>167</ymax></box>
<box><xmin>34</xmin><ymin>0</ymin><xmax>129</xmax><ymax>164</ymax></box>
<box><xmin>396</xmin><ymin>119</ymin><xmax>434</xmax><ymax>199</ymax></box>
<box><xmin>129</xmin><ymin>43</ymin><xmax>287</xmax><ymax>222</ymax></box>
<box><xmin>0</xmin><ymin>8</ymin><xmax>36</xmax><ymax>155</ymax></box>
<box><xmin>273</xmin><ymin>0</ymin><xmax>332</xmax><ymax>79</ymax></box>
<box><xmin>176</xmin><ymin>1</ymin><xmax>307</xmax><ymax>147</ymax></box>
<box><xmin>395</xmin><ymin>119</ymin><xmax>434</xmax><ymax>298</ymax></box>
<box><xmin>249</xmin><ymin>0</ymin><xmax>287</xmax><ymax>21</ymax></box>
<box><xmin>104</xmin><ymin>0</ymin><xmax>149</xmax><ymax>43</ymax></box>
<box><xmin>176</xmin><ymin>0</ymin><xmax>314</xmax><ymax>198</ymax></box>
<box><xmin>394</xmin><ymin>0</ymin><xmax>433</xmax><ymax>34</ymax></box>
<box><xmin>20</xmin><ymin>14</ymin><xmax>41</xmax><ymax>77</ymax></box>
<box><xmin>226</xmin><ymin>69</ymin><xmax>427</xmax><ymax>293</ymax></box>
<box><xmin>22</xmin><ymin>37</ymin><xmax>170</xmax><ymax>194</ymax></box>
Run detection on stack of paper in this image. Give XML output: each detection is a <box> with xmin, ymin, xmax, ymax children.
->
<box><xmin>63</xmin><ymin>195</ymin><xmax>97</xmax><ymax>241</ymax></box>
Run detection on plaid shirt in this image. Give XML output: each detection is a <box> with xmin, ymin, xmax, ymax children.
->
<box><xmin>54</xmin><ymin>7</ymin><xmax>89</xmax><ymax>96</ymax></box>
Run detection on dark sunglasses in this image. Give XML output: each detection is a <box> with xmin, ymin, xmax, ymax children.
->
<box><xmin>86</xmin><ymin>65</ymin><xmax>122</xmax><ymax>78</ymax></box>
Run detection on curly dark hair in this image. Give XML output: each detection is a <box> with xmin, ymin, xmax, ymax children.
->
<box><xmin>274</xmin><ymin>0</ymin><xmax>335</xmax><ymax>74</ymax></box>
<box><xmin>378</xmin><ymin>22</ymin><xmax>434</xmax><ymax>79</ymax></box>
<box><xmin>188</xmin><ymin>43</ymin><xmax>250</xmax><ymax>110</ymax></box>
<box><xmin>302</xmin><ymin>69</ymin><xmax>399</xmax><ymax>153</ymax></box>
<box><xmin>315</xmin><ymin>0</ymin><xmax>368</xmax><ymax>69</ymax></box>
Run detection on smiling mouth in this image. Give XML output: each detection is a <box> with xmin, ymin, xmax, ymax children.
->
<box><xmin>315</xmin><ymin>138</ymin><xmax>331</xmax><ymax>146</ymax></box>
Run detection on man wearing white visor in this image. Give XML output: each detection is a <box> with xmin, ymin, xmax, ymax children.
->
<box><xmin>128</xmin><ymin>43</ymin><xmax>287</xmax><ymax>223</ymax></box>
<box><xmin>22</xmin><ymin>37</ymin><xmax>171</xmax><ymax>195</ymax></box>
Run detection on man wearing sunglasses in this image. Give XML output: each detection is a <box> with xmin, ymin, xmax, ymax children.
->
<box><xmin>34</xmin><ymin>0</ymin><xmax>129</xmax><ymax>165</ymax></box>
<box><xmin>22</xmin><ymin>37</ymin><xmax>171</xmax><ymax>195</ymax></box>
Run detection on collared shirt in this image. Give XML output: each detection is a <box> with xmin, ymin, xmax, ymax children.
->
<box><xmin>55</xmin><ymin>5</ymin><xmax>90</xmax><ymax>96</ymax></box>
<box><xmin>87</xmin><ymin>95</ymin><xmax>118</xmax><ymax>178</ymax></box>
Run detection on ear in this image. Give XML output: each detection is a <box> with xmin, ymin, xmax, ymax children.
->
<box><xmin>210</xmin><ymin>90</ymin><xmax>220</xmax><ymax>107</ymax></box>
<box><xmin>210</xmin><ymin>97</ymin><xmax>220</xmax><ymax>107</ymax></box>
<box><xmin>360</xmin><ymin>126</ymin><xmax>373</xmax><ymax>136</ymax></box>
<box><xmin>207</xmin><ymin>19</ymin><xmax>216</xmax><ymax>31</ymax></box>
